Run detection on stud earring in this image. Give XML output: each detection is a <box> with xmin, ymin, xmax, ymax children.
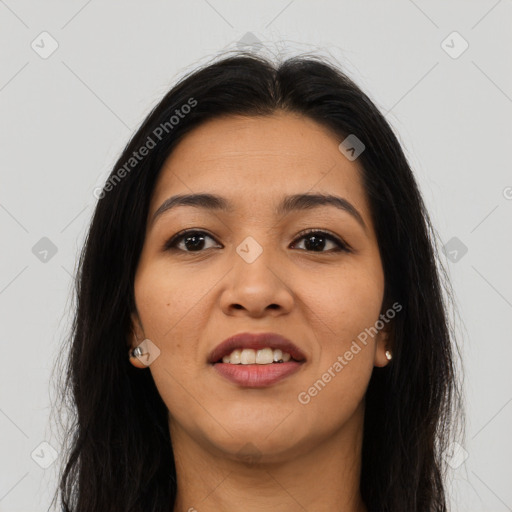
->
<box><xmin>128</xmin><ymin>346</ymin><xmax>147</xmax><ymax>369</ymax></box>
<box><xmin>130</xmin><ymin>347</ymin><xmax>143</xmax><ymax>359</ymax></box>
<box><xmin>385</xmin><ymin>350</ymin><xmax>393</xmax><ymax>361</ymax></box>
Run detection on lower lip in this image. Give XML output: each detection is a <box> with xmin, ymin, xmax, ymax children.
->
<box><xmin>212</xmin><ymin>361</ymin><xmax>303</xmax><ymax>387</ymax></box>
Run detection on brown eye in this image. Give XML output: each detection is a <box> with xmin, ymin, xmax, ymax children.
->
<box><xmin>291</xmin><ymin>229</ymin><xmax>351</xmax><ymax>253</ymax></box>
<box><xmin>164</xmin><ymin>230</ymin><xmax>220</xmax><ymax>252</ymax></box>
<box><xmin>163</xmin><ymin>229</ymin><xmax>351</xmax><ymax>254</ymax></box>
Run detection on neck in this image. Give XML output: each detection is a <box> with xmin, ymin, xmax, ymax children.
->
<box><xmin>170</xmin><ymin>402</ymin><xmax>368</xmax><ymax>512</ymax></box>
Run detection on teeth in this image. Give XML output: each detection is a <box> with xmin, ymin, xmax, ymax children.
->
<box><xmin>240</xmin><ymin>349</ymin><xmax>256</xmax><ymax>364</ymax></box>
<box><xmin>256</xmin><ymin>348</ymin><xmax>273</xmax><ymax>364</ymax></box>
<box><xmin>276</xmin><ymin>350</ymin><xmax>291</xmax><ymax>362</ymax></box>
<box><xmin>273</xmin><ymin>349</ymin><xmax>283</xmax><ymax>362</ymax></box>
<box><xmin>223</xmin><ymin>349</ymin><xmax>241</xmax><ymax>364</ymax></box>
<box><xmin>221</xmin><ymin>347</ymin><xmax>293</xmax><ymax>364</ymax></box>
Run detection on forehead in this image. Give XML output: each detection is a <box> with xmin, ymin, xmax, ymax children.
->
<box><xmin>150</xmin><ymin>112</ymin><xmax>369</xmax><ymax>219</ymax></box>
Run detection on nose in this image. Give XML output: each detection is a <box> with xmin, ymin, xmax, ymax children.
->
<box><xmin>220</xmin><ymin>242</ymin><xmax>295</xmax><ymax>318</ymax></box>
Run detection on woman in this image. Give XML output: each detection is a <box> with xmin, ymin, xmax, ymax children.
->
<box><xmin>52</xmin><ymin>50</ymin><xmax>463</xmax><ymax>511</ymax></box>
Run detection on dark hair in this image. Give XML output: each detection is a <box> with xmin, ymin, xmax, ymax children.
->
<box><xmin>51</xmin><ymin>49</ymin><xmax>463</xmax><ymax>511</ymax></box>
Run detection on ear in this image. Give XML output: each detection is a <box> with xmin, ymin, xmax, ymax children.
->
<box><xmin>128</xmin><ymin>310</ymin><xmax>147</xmax><ymax>369</ymax></box>
<box><xmin>373</xmin><ymin>316</ymin><xmax>394</xmax><ymax>368</ymax></box>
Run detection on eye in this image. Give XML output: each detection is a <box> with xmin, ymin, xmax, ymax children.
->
<box><xmin>163</xmin><ymin>228</ymin><xmax>351</xmax><ymax>254</ymax></box>
<box><xmin>163</xmin><ymin>230</ymin><xmax>220</xmax><ymax>253</ymax></box>
<box><xmin>290</xmin><ymin>229</ymin><xmax>351</xmax><ymax>253</ymax></box>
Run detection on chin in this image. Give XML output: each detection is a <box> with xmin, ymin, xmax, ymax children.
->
<box><xmin>212</xmin><ymin>434</ymin><xmax>308</xmax><ymax>466</ymax></box>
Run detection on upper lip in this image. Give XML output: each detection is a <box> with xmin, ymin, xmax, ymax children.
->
<box><xmin>208</xmin><ymin>332</ymin><xmax>307</xmax><ymax>364</ymax></box>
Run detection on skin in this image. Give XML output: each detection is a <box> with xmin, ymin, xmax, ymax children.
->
<box><xmin>129</xmin><ymin>111</ymin><xmax>392</xmax><ymax>512</ymax></box>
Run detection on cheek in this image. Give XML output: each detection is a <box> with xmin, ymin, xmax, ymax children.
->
<box><xmin>295</xmin><ymin>275</ymin><xmax>382</xmax><ymax>425</ymax></box>
<box><xmin>132</xmin><ymin>265</ymin><xmax>203</xmax><ymax>411</ymax></box>
<box><xmin>295</xmin><ymin>353</ymin><xmax>373</xmax><ymax>441</ymax></box>
<box><xmin>134</xmin><ymin>258</ymin><xmax>212</xmax><ymax>341</ymax></box>
<box><xmin>133</xmin><ymin>261</ymin><xmax>207</xmax><ymax>418</ymax></box>
<box><xmin>305</xmin><ymin>257</ymin><xmax>384</xmax><ymax>345</ymax></box>
<box><xmin>297</xmin><ymin>256</ymin><xmax>384</xmax><ymax>409</ymax></box>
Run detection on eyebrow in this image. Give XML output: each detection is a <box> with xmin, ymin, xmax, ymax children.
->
<box><xmin>151</xmin><ymin>193</ymin><xmax>367</xmax><ymax>231</ymax></box>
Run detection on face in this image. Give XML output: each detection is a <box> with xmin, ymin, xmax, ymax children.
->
<box><xmin>130</xmin><ymin>111</ymin><xmax>391</xmax><ymax>463</ymax></box>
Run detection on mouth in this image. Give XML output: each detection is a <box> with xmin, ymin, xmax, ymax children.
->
<box><xmin>213</xmin><ymin>347</ymin><xmax>303</xmax><ymax>365</ymax></box>
<box><xmin>212</xmin><ymin>360</ymin><xmax>303</xmax><ymax>387</ymax></box>
<box><xmin>208</xmin><ymin>332</ymin><xmax>307</xmax><ymax>387</ymax></box>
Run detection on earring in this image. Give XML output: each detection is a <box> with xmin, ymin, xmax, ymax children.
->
<box><xmin>130</xmin><ymin>347</ymin><xmax>143</xmax><ymax>359</ymax></box>
<box><xmin>128</xmin><ymin>338</ymin><xmax>160</xmax><ymax>368</ymax></box>
<box><xmin>385</xmin><ymin>350</ymin><xmax>392</xmax><ymax>361</ymax></box>
<box><xmin>128</xmin><ymin>346</ymin><xmax>147</xmax><ymax>369</ymax></box>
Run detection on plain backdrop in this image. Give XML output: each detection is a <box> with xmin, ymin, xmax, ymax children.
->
<box><xmin>1</xmin><ymin>1</ymin><xmax>511</xmax><ymax>511</ymax></box>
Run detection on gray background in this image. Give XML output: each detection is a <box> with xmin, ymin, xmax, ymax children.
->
<box><xmin>1</xmin><ymin>1</ymin><xmax>511</xmax><ymax>511</ymax></box>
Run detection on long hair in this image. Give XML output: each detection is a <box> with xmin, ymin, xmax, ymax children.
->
<box><xmin>51</xmin><ymin>49</ymin><xmax>463</xmax><ymax>511</ymax></box>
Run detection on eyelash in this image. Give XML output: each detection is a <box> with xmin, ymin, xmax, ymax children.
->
<box><xmin>163</xmin><ymin>228</ymin><xmax>352</xmax><ymax>254</ymax></box>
